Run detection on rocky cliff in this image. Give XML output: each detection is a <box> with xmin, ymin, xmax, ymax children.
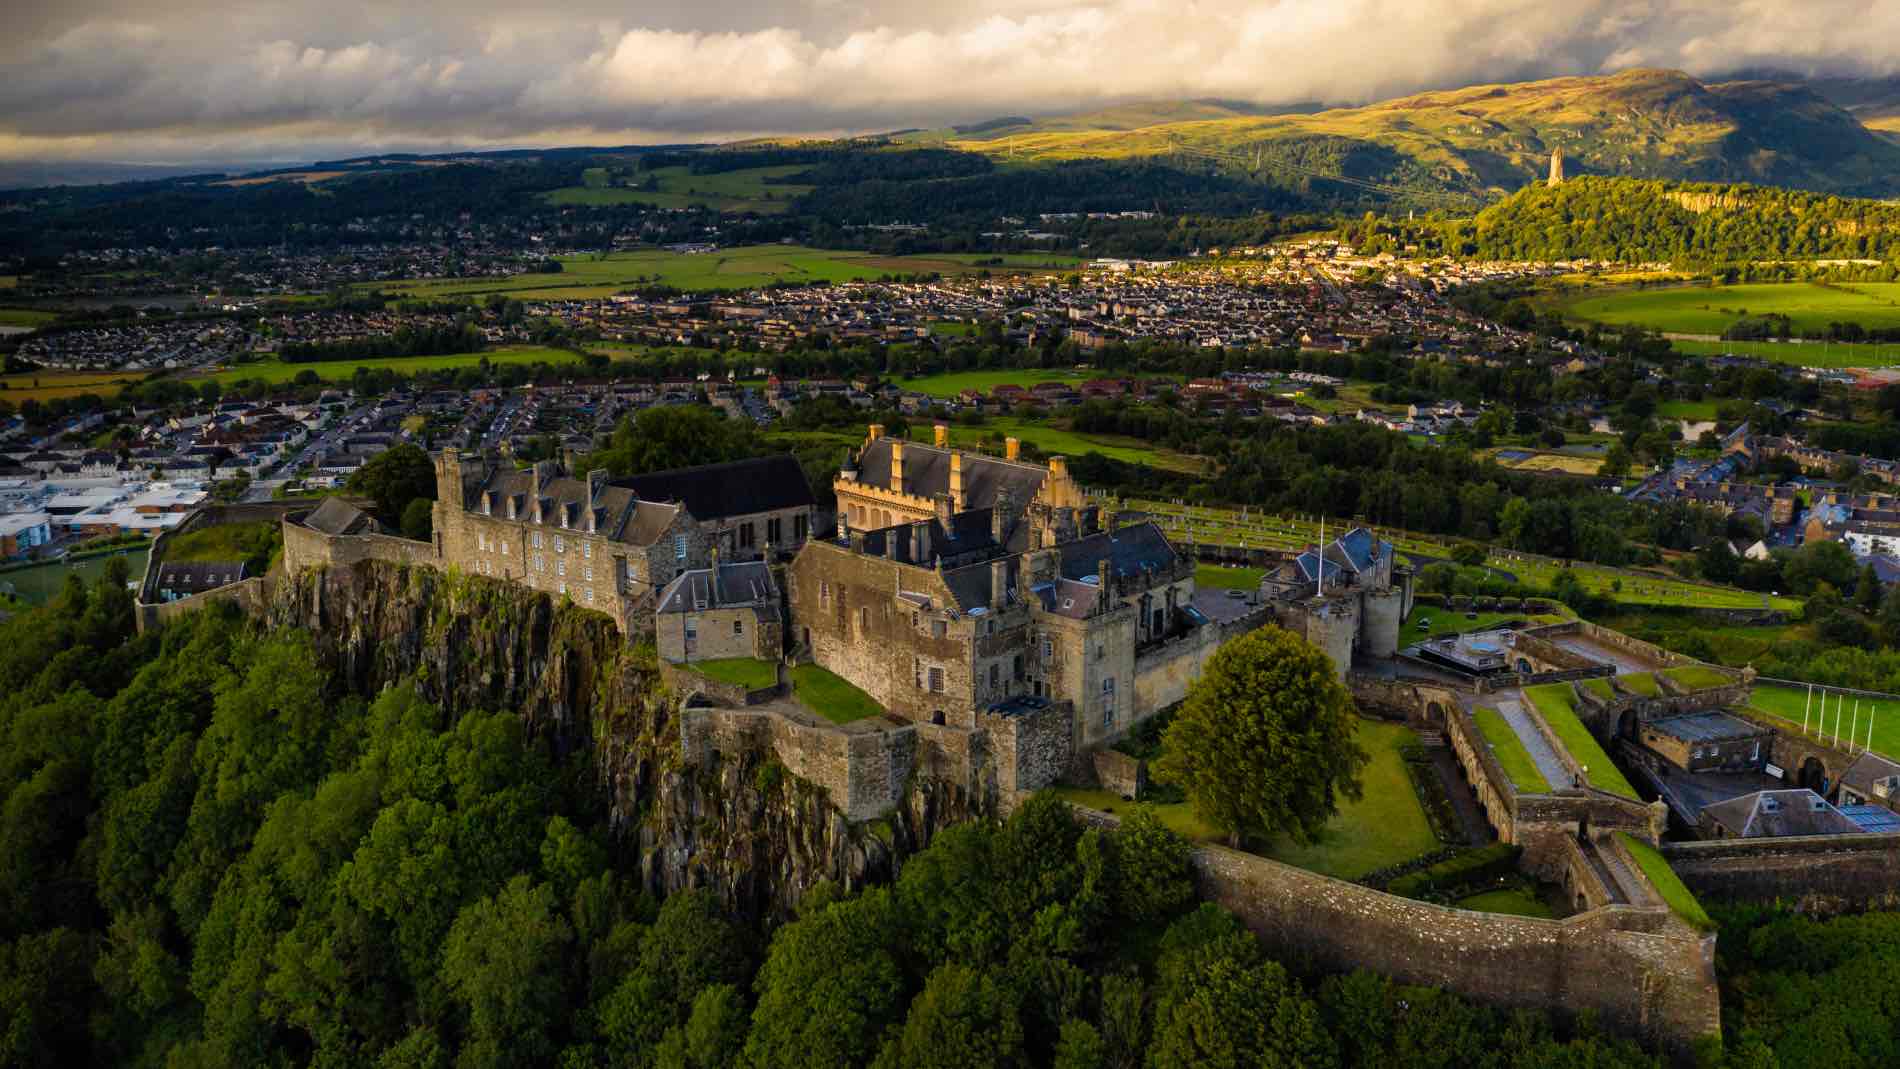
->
<box><xmin>262</xmin><ymin>559</ymin><xmax>988</xmax><ymax>917</ymax></box>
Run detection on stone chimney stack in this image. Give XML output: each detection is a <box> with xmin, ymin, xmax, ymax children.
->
<box><xmin>934</xmin><ymin>423</ymin><xmax>949</xmax><ymax>448</ymax></box>
<box><xmin>868</xmin><ymin>423</ymin><xmax>884</xmax><ymax>442</ymax></box>
<box><xmin>708</xmin><ymin>546</ymin><xmax>719</xmax><ymax>606</ymax></box>
<box><xmin>1097</xmin><ymin>558</ymin><xmax>1113</xmax><ymax>601</ymax></box>
<box><xmin>934</xmin><ymin>492</ymin><xmax>953</xmax><ymax>526</ymax></box>
<box><xmin>949</xmin><ymin>451</ymin><xmax>965</xmax><ymax>511</ymax></box>
<box><xmin>890</xmin><ymin>441</ymin><xmax>905</xmax><ymax>495</ymax></box>
<box><xmin>991</xmin><ymin>558</ymin><xmax>1009</xmax><ymax>610</ymax></box>
<box><xmin>993</xmin><ymin>487</ymin><xmax>1012</xmax><ymax>544</ymax></box>
<box><xmin>1005</xmin><ymin>437</ymin><xmax>1021</xmax><ymax>461</ymax></box>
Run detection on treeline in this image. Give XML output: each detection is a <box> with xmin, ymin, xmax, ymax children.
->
<box><xmin>1458</xmin><ymin>177</ymin><xmax>1900</xmax><ymax>265</ymax></box>
<box><xmin>280</xmin><ymin>322</ymin><xmax>487</xmax><ymax>363</ymax></box>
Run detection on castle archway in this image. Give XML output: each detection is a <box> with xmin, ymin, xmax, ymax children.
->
<box><xmin>1517</xmin><ymin>657</ymin><xmax>1532</xmax><ymax>674</ymax></box>
<box><xmin>1617</xmin><ymin>710</ymin><xmax>1637</xmax><ymax>741</ymax></box>
<box><xmin>1799</xmin><ymin>756</ymin><xmax>1828</xmax><ymax>792</ymax></box>
<box><xmin>1425</xmin><ymin>701</ymin><xmax>1447</xmax><ymax>727</ymax></box>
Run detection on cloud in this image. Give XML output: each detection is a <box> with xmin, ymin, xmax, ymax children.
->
<box><xmin>2</xmin><ymin>0</ymin><xmax>1899</xmax><ymax>162</ymax></box>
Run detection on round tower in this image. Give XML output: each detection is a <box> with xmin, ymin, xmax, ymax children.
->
<box><xmin>1304</xmin><ymin>598</ymin><xmax>1358</xmax><ymax>679</ymax></box>
<box><xmin>1361</xmin><ymin>586</ymin><xmax>1404</xmax><ymax>659</ymax></box>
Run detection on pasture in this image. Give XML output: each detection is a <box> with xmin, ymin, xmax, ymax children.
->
<box><xmin>0</xmin><ymin>308</ymin><xmax>57</xmax><ymax>327</ymax></box>
<box><xmin>1668</xmin><ymin>337</ymin><xmax>1900</xmax><ymax>369</ymax></box>
<box><xmin>900</xmin><ymin>368</ymin><xmax>1103</xmax><ymax>398</ymax></box>
<box><xmin>203</xmin><ymin>345</ymin><xmax>587</xmax><ymax>385</ymax></box>
<box><xmin>904</xmin><ymin>417</ymin><xmax>1206</xmax><ymax>473</ymax></box>
<box><xmin>1560</xmin><ymin>282</ymin><xmax>1900</xmax><ymax>337</ymax></box>
<box><xmin>543</xmin><ymin>164</ymin><xmax>814</xmax><ymax>213</ymax></box>
<box><xmin>0</xmin><ymin>369</ymin><xmax>151</xmax><ymax>402</ymax></box>
<box><xmin>1749</xmin><ymin>682</ymin><xmax>1900</xmax><ymax>762</ymax></box>
<box><xmin>370</xmin><ymin>245</ymin><xmax>1078</xmax><ymax>302</ymax></box>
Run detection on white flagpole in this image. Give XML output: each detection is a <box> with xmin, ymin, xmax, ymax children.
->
<box><xmin>1851</xmin><ymin>700</ymin><xmax>1861</xmax><ymax>755</ymax></box>
<box><xmin>1804</xmin><ymin>682</ymin><xmax>1813</xmax><ymax>735</ymax></box>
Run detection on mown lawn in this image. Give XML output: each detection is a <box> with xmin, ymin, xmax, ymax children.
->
<box><xmin>905</xmin><ymin>417</ymin><xmax>1205</xmax><ymax>474</ymax></box>
<box><xmin>1473</xmin><ymin>707</ymin><xmax>1553</xmax><ymax>794</ymax></box>
<box><xmin>790</xmin><ymin>664</ymin><xmax>883</xmax><ymax>725</ymax></box>
<box><xmin>208</xmin><ymin>345</ymin><xmax>587</xmax><ymax>385</ymax></box>
<box><xmin>689</xmin><ymin>657</ymin><xmax>778</xmax><ymax>690</ymax></box>
<box><xmin>1663</xmin><ymin>664</ymin><xmax>1732</xmax><ymax>691</ymax></box>
<box><xmin>1619</xmin><ymin>672</ymin><xmax>1661</xmax><ymax>697</ymax></box>
<box><xmin>1669</xmin><ymin>337</ymin><xmax>1900</xmax><ymax>368</ymax></box>
<box><xmin>1193</xmin><ymin>564</ymin><xmax>1264</xmax><ymax>591</ymax></box>
<box><xmin>1523</xmin><ymin>684</ymin><xmax>1640</xmax><ymax>801</ymax></box>
<box><xmin>1618</xmin><ymin>833</ymin><xmax>1713</xmax><ymax>931</ymax></box>
<box><xmin>1262</xmin><ymin>720</ymin><xmax>1441</xmax><ymax>880</ymax></box>
<box><xmin>0</xmin><ymin>547</ymin><xmax>149</xmax><ymax>604</ymax></box>
<box><xmin>1402</xmin><ymin>605</ymin><xmax>1559</xmax><ymax>641</ymax></box>
<box><xmin>1457</xmin><ymin>887</ymin><xmax>1557</xmax><ymax>919</ymax></box>
<box><xmin>1748</xmin><ymin>683</ymin><xmax>1900</xmax><ymax>761</ymax></box>
<box><xmin>1047</xmin><ymin>788</ymin><xmax>1223</xmax><ymax>843</ymax></box>
<box><xmin>162</xmin><ymin>521</ymin><xmax>282</xmax><ymax>572</ymax></box>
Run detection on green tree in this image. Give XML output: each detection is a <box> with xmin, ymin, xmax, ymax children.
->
<box><xmin>586</xmin><ymin>406</ymin><xmax>763</xmax><ymax>477</ymax></box>
<box><xmin>1152</xmin><ymin>626</ymin><xmax>1368</xmax><ymax>848</ymax></box>
<box><xmin>743</xmin><ymin>889</ymin><xmax>908</xmax><ymax>1069</ymax></box>
<box><xmin>400</xmin><ymin>498</ymin><xmax>433</xmax><ymax>542</ymax></box>
<box><xmin>443</xmin><ymin>875</ymin><xmax>573</xmax><ymax>1069</ymax></box>
<box><xmin>1699</xmin><ymin>538</ymin><xmax>1741</xmax><ymax>585</ymax></box>
<box><xmin>1107</xmin><ymin>806</ymin><xmax>1196</xmax><ymax>926</ymax></box>
<box><xmin>347</xmin><ymin>443</ymin><xmax>436</xmax><ymax>521</ymax></box>
<box><xmin>874</xmin><ymin>963</ymin><xmax>1023</xmax><ymax>1069</ymax></box>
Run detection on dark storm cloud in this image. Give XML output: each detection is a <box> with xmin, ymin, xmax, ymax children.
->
<box><xmin>3</xmin><ymin>0</ymin><xmax>1898</xmax><ymax>161</ymax></box>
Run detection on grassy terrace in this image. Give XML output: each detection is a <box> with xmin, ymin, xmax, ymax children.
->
<box><xmin>790</xmin><ymin>664</ymin><xmax>883</xmax><ymax>725</ymax></box>
<box><xmin>1581</xmin><ymin>677</ymin><xmax>1617</xmax><ymax>701</ymax></box>
<box><xmin>1522</xmin><ymin>684</ymin><xmax>1640</xmax><ymax>801</ymax></box>
<box><xmin>1193</xmin><ymin>564</ymin><xmax>1264</xmax><ymax>590</ymax></box>
<box><xmin>688</xmin><ymin>657</ymin><xmax>778</xmax><ymax>691</ymax></box>
<box><xmin>1618</xmin><ymin>833</ymin><xmax>1714</xmax><ymax>931</ymax></box>
<box><xmin>1473</xmin><ymin>707</ymin><xmax>1554</xmax><ymax>794</ymax></box>
<box><xmin>902</xmin><ymin>417</ymin><xmax>1205</xmax><ymax>474</ymax></box>
<box><xmin>1663</xmin><ymin>664</ymin><xmax>1732</xmax><ymax>691</ymax></box>
<box><xmin>1748</xmin><ymin>683</ymin><xmax>1900</xmax><ymax>761</ymax></box>
<box><xmin>205</xmin><ymin>344</ymin><xmax>588</xmax><ymax>385</ymax></box>
<box><xmin>1619</xmin><ymin>672</ymin><xmax>1662</xmax><ymax>697</ymax></box>
<box><xmin>1456</xmin><ymin>887</ymin><xmax>1556</xmax><ymax>919</ymax></box>
<box><xmin>1046</xmin><ymin>789</ymin><xmax>1222</xmax><ymax>843</ymax></box>
<box><xmin>0</xmin><ymin>547</ymin><xmax>149</xmax><ymax>605</ymax></box>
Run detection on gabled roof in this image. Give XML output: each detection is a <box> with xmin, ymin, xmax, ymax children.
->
<box><xmin>1056</xmin><ymin>521</ymin><xmax>1178</xmax><ymax>583</ymax></box>
<box><xmin>850</xmin><ymin>438</ymin><xmax>1046</xmax><ymax>512</ymax></box>
<box><xmin>655</xmin><ymin>559</ymin><xmax>777</xmax><ymax>613</ymax></box>
<box><xmin>1701</xmin><ymin>789</ymin><xmax>1861</xmax><ymax>838</ymax></box>
<box><xmin>301</xmin><ymin>497</ymin><xmax>378</xmax><ymax>536</ymax></box>
<box><xmin>155</xmin><ymin>560</ymin><xmax>248</xmax><ymax>592</ymax></box>
<box><xmin>615</xmin><ymin>455</ymin><xmax>812</xmax><ymax>521</ymax></box>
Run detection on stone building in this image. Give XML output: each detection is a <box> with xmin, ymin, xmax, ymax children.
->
<box><xmin>1698</xmin><ymin>789</ymin><xmax>1862</xmax><ymax>839</ymax></box>
<box><xmin>1634</xmin><ymin>710</ymin><xmax>1771</xmax><ymax>774</ymax></box>
<box><xmin>432</xmin><ymin>449</ymin><xmax>706</xmax><ymax>634</ymax></box>
<box><xmin>788</xmin><ymin>425</ymin><xmax>1233</xmax><ymax>754</ymax></box>
<box><xmin>615</xmin><ymin>455</ymin><xmax>817</xmax><ymax>561</ymax></box>
<box><xmin>655</xmin><ymin>556</ymin><xmax>782</xmax><ymax>664</ymax></box>
<box><xmin>1261</xmin><ymin>525</ymin><xmax>1411</xmax><ymax>676</ymax></box>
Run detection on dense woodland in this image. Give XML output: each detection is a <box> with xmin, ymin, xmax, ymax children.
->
<box><xmin>0</xmin><ymin>569</ymin><xmax>1886</xmax><ymax>1068</ymax></box>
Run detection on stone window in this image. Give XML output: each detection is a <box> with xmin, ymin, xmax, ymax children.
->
<box><xmin>988</xmin><ymin>663</ymin><xmax>999</xmax><ymax>688</ymax></box>
<box><xmin>739</xmin><ymin>522</ymin><xmax>755</xmax><ymax>548</ymax></box>
<box><xmin>685</xmin><ymin>621</ymin><xmax>697</xmax><ymax>641</ymax></box>
<box><xmin>555</xmin><ymin>535</ymin><xmax>565</xmax><ymax>553</ymax></box>
<box><xmin>914</xmin><ymin>658</ymin><xmax>923</xmax><ymax>688</ymax></box>
<box><xmin>928</xmin><ymin>666</ymin><xmax>944</xmax><ymax>693</ymax></box>
<box><xmin>586</xmin><ymin>589</ymin><xmax>595</xmax><ymax>604</ymax></box>
<box><xmin>1102</xmin><ymin>677</ymin><xmax>1117</xmax><ymax>724</ymax></box>
<box><xmin>559</xmin><ymin>581</ymin><xmax>567</xmax><ymax>596</ymax></box>
<box><xmin>1042</xmin><ymin>637</ymin><xmax>1053</xmax><ymax>660</ymax></box>
<box><xmin>583</xmin><ymin>565</ymin><xmax>592</xmax><ymax>582</ymax></box>
<box><xmin>794</xmin><ymin>514</ymin><xmax>808</xmax><ymax>540</ymax></box>
<box><xmin>932</xmin><ymin>619</ymin><xmax>946</xmax><ymax>639</ymax></box>
<box><xmin>557</xmin><ymin>559</ymin><xmax>566</xmax><ymax>577</ymax></box>
<box><xmin>859</xmin><ymin>607</ymin><xmax>869</xmax><ymax>633</ymax></box>
<box><xmin>583</xmin><ymin>542</ymin><xmax>592</xmax><ymax>560</ymax></box>
<box><xmin>767</xmin><ymin>517</ymin><xmax>782</xmax><ymax>543</ymax></box>
<box><xmin>1095</xmin><ymin>643</ymin><xmax>1105</xmax><ymax>662</ymax></box>
<box><xmin>821</xmin><ymin>581</ymin><xmax>830</xmax><ymax>604</ymax></box>
<box><xmin>501</xmin><ymin>542</ymin><xmax>509</xmax><ymax>556</ymax></box>
<box><xmin>912</xmin><ymin>611</ymin><xmax>920</xmax><ymax>629</ymax></box>
<box><xmin>674</xmin><ymin>534</ymin><xmax>688</xmax><ymax>560</ymax></box>
<box><xmin>532</xmin><ymin>531</ymin><xmax>543</xmax><ymax>549</ymax></box>
<box><xmin>733</xmin><ymin>619</ymin><xmax>744</xmax><ymax>636</ymax></box>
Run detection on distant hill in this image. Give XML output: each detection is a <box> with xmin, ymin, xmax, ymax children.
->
<box><xmin>1461</xmin><ymin>176</ymin><xmax>1900</xmax><ymax>265</ymax></box>
<box><xmin>921</xmin><ymin>69</ymin><xmax>1900</xmax><ymax>203</ymax></box>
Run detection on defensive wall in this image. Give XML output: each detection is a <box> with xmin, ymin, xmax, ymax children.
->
<box><xmin>1131</xmin><ymin>603</ymin><xmax>1271</xmax><ymax>716</ymax></box>
<box><xmin>280</xmin><ymin>510</ymin><xmax>440</xmax><ymax>573</ymax></box>
<box><xmin>135</xmin><ymin>502</ymin><xmax>309</xmax><ymax>631</ymax></box>
<box><xmin>1662</xmin><ymin>834</ymin><xmax>1900</xmax><ymax>912</ymax></box>
<box><xmin>659</xmin><ymin>660</ymin><xmax>784</xmax><ymax>708</ymax></box>
<box><xmin>1071</xmin><ymin>805</ymin><xmax>1719</xmax><ymax>1057</ymax></box>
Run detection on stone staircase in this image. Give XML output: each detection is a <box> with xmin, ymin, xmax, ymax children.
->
<box><xmin>1416</xmin><ymin>728</ymin><xmax>1446</xmax><ymax>748</ymax></box>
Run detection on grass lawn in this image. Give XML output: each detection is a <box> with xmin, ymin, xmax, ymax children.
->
<box><xmin>1663</xmin><ymin>664</ymin><xmax>1732</xmax><ymax>691</ymax></box>
<box><xmin>901</xmin><ymin>368</ymin><xmax>1105</xmax><ymax>398</ymax></box>
<box><xmin>206</xmin><ymin>345</ymin><xmax>587</xmax><ymax>385</ymax></box>
<box><xmin>162</xmin><ymin>521</ymin><xmax>281</xmax><ymax>570</ymax></box>
<box><xmin>1581</xmin><ymin>677</ymin><xmax>1617</xmax><ymax>701</ymax></box>
<box><xmin>1619</xmin><ymin>672</ymin><xmax>1661</xmax><ymax>697</ymax></box>
<box><xmin>1473</xmin><ymin>707</ymin><xmax>1554</xmax><ymax>794</ymax></box>
<box><xmin>1047</xmin><ymin>788</ymin><xmax>1223</xmax><ymax>842</ymax></box>
<box><xmin>1655</xmin><ymin>399</ymin><xmax>1721</xmax><ymax>421</ymax></box>
<box><xmin>1618</xmin><ymin>833</ymin><xmax>1713</xmax><ymax>931</ymax></box>
<box><xmin>0</xmin><ymin>547</ymin><xmax>149</xmax><ymax>605</ymax></box>
<box><xmin>688</xmin><ymin>657</ymin><xmax>778</xmax><ymax>690</ymax></box>
<box><xmin>905</xmin><ymin>417</ymin><xmax>1205</xmax><ymax>474</ymax></box>
<box><xmin>1403</xmin><ymin>605</ymin><xmax>1556</xmax><ymax>641</ymax></box>
<box><xmin>0</xmin><ymin>369</ymin><xmax>151</xmax><ymax>403</ymax></box>
<box><xmin>1263</xmin><ymin>720</ymin><xmax>1442</xmax><ymax>880</ymax></box>
<box><xmin>1523</xmin><ymin>684</ymin><xmax>1641</xmax><ymax>801</ymax></box>
<box><xmin>1194</xmin><ymin>564</ymin><xmax>1263</xmax><ymax>590</ymax></box>
<box><xmin>1563</xmin><ymin>282</ymin><xmax>1900</xmax><ymax>337</ymax></box>
<box><xmin>1668</xmin><ymin>337</ymin><xmax>1900</xmax><ymax>368</ymax></box>
<box><xmin>0</xmin><ymin>308</ymin><xmax>58</xmax><ymax>328</ymax></box>
<box><xmin>1747</xmin><ymin>683</ymin><xmax>1900</xmax><ymax>760</ymax></box>
<box><xmin>1457</xmin><ymin>887</ymin><xmax>1557</xmax><ymax>919</ymax></box>
<box><xmin>790</xmin><ymin>664</ymin><xmax>884</xmax><ymax>725</ymax></box>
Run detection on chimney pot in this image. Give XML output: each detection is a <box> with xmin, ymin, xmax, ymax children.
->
<box><xmin>1005</xmin><ymin>437</ymin><xmax>1021</xmax><ymax>461</ymax></box>
<box><xmin>934</xmin><ymin>423</ymin><xmax>949</xmax><ymax>448</ymax></box>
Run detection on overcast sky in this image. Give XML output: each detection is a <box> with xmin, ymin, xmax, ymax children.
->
<box><xmin>4</xmin><ymin>0</ymin><xmax>1898</xmax><ymax>164</ymax></box>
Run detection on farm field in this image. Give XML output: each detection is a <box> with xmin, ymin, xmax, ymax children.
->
<box><xmin>372</xmin><ymin>245</ymin><xmax>1079</xmax><ymax>302</ymax></box>
<box><xmin>906</xmin><ymin>417</ymin><xmax>1206</xmax><ymax>474</ymax></box>
<box><xmin>1561</xmin><ymin>282</ymin><xmax>1900</xmax><ymax>336</ymax></box>
<box><xmin>202</xmin><ymin>345</ymin><xmax>587</xmax><ymax>385</ymax></box>
<box><xmin>1669</xmin><ymin>337</ymin><xmax>1900</xmax><ymax>368</ymax></box>
<box><xmin>0</xmin><ymin>547</ymin><xmax>149</xmax><ymax>605</ymax></box>
<box><xmin>0</xmin><ymin>308</ymin><xmax>58</xmax><ymax>327</ymax></box>
<box><xmin>0</xmin><ymin>369</ymin><xmax>151</xmax><ymax>402</ymax></box>
<box><xmin>901</xmin><ymin>368</ymin><xmax>1104</xmax><ymax>398</ymax></box>
<box><xmin>1748</xmin><ymin>682</ymin><xmax>1900</xmax><ymax>761</ymax></box>
<box><xmin>543</xmin><ymin>165</ymin><xmax>813</xmax><ymax>212</ymax></box>
<box><xmin>1489</xmin><ymin>449</ymin><xmax>1603</xmax><ymax>475</ymax></box>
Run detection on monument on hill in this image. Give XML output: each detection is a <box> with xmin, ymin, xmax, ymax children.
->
<box><xmin>1548</xmin><ymin>147</ymin><xmax>1566</xmax><ymax>187</ymax></box>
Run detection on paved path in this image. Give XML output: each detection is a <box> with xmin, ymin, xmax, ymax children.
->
<box><xmin>1427</xmin><ymin>747</ymin><xmax>1495</xmax><ymax>846</ymax></box>
<box><xmin>1545</xmin><ymin>635</ymin><xmax>1654</xmax><ymax>675</ymax></box>
<box><xmin>1495</xmin><ymin>696</ymin><xmax>1573</xmax><ymax>789</ymax></box>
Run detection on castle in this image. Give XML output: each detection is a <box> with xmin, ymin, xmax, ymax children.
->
<box><xmin>1260</xmin><ymin>525</ymin><xmax>1411</xmax><ymax>676</ymax></box>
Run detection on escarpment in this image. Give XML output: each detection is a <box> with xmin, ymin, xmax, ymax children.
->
<box><xmin>261</xmin><ymin>559</ymin><xmax>989</xmax><ymax>917</ymax></box>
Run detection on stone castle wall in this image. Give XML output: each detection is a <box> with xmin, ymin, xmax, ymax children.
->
<box><xmin>679</xmin><ymin>707</ymin><xmax>925</xmax><ymax>823</ymax></box>
<box><xmin>1131</xmin><ymin>604</ymin><xmax>1271</xmax><ymax>719</ymax></box>
<box><xmin>1663</xmin><ymin>834</ymin><xmax>1900</xmax><ymax>912</ymax></box>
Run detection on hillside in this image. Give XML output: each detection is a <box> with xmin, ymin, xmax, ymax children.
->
<box><xmin>931</xmin><ymin>69</ymin><xmax>1900</xmax><ymax>203</ymax></box>
<box><xmin>1460</xmin><ymin>176</ymin><xmax>1900</xmax><ymax>265</ymax></box>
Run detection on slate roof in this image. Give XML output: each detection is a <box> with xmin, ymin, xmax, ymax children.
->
<box><xmin>1291</xmin><ymin>526</ymin><xmax>1391</xmax><ymax>584</ymax></box>
<box><xmin>1701</xmin><ymin>789</ymin><xmax>1862</xmax><ymax>838</ymax></box>
<box><xmin>655</xmin><ymin>560</ymin><xmax>777</xmax><ymax>613</ymax></box>
<box><xmin>1056</xmin><ymin>521</ymin><xmax>1179</xmax><ymax>583</ymax></box>
<box><xmin>615</xmin><ymin>455</ymin><xmax>813</xmax><ymax>520</ymax></box>
<box><xmin>1840</xmin><ymin>751</ymin><xmax>1900</xmax><ymax>800</ymax></box>
<box><xmin>941</xmin><ymin>555</ymin><xmax>1021</xmax><ymax>614</ymax></box>
<box><xmin>155</xmin><ymin>560</ymin><xmax>248</xmax><ymax>594</ymax></box>
<box><xmin>851</xmin><ymin>438</ymin><xmax>1047</xmax><ymax>512</ymax></box>
<box><xmin>474</xmin><ymin>464</ymin><xmax>677</xmax><ymax>546</ymax></box>
<box><xmin>859</xmin><ymin>507</ymin><xmax>1012</xmax><ymax>566</ymax></box>
<box><xmin>301</xmin><ymin>497</ymin><xmax>377</xmax><ymax>536</ymax></box>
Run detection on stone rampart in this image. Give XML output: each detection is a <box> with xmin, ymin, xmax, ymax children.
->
<box><xmin>281</xmin><ymin>515</ymin><xmax>437</xmax><ymax>574</ymax></box>
<box><xmin>659</xmin><ymin>661</ymin><xmax>783</xmax><ymax>707</ymax></box>
<box><xmin>1092</xmin><ymin>750</ymin><xmax>1145</xmax><ymax>799</ymax></box>
<box><xmin>1662</xmin><ymin>834</ymin><xmax>1900</xmax><ymax>912</ymax></box>
<box><xmin>981</xmin><ymin>700</ymin><xmax>1074</xmax><ymax>801</ymax></box>
<box><xmin>1131</xmin><ymin>606</ymin><xmax>1270</xmax><ymax>717</ymax></box>
<box><xmin>135</xmin><ymin>502</ymin><xmax>308</xmax><ymax>629</ymax></box>
<box><xmin>679</xmin><ymin>707</ymin><xmax>918</xmax><ymax>822</ymax></box>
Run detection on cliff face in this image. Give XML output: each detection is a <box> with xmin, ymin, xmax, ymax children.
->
<box><xmin>263</xmin><ymin>560</ymin><xmax>988</xmax><ymax>917</ymax></box>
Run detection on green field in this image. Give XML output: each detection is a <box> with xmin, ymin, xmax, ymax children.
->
<box><xmin>688</xmin><ymin>657</ymin><xmax>779</xmax><ymax>690</ymax></box>
<box><xmin>1456</xmin><ymin>887</ymin><xmax>1557</xmax><ymax>919</ymax></box>
<box><xmin>905</xmin><ymin>417</ymin><xmax>1204</xmax><ymax>474</ymax></box>
<box><xmin>1668</xmin><ymin>337</ymin><xmax>1900</xmax><ymax>368</ymax></box>
<box><xmin>1563</xmin><ymin>282</ymin><xmax>1900</xmax><ymax>337</ymax></box>
<box><xmin>1748</xmin><ymin>683</ymin><xmax>1900</xmax><ymax>760</ymax></box>
<box><xmin>1663</xmin><ymin>664</ymin><xmax>1732</xmax><ymax>690</ymax></box>
<box><xmin>544</xmin><ymin>165</ymin><xmax>814</xmax><ymax>213</ymax></box>
<box><xmin>0</xmin><ymin>547</ymin><xmax>149</xmax><ymax>605</ymax></box>
<box><xmin>207</xmin><ymin>345</ymin><xmax>587</xmax><ymax>385</ymax></box>
<box><xmin>1522</xmin><ymin>683</ymin><xmax>1640</xmax><ymax>800</ymax></box>
<box><xmin>1048</xmin><ymin>789</ymin><xmax>1222</xmax><ymax>842</ymax></box>
<box><xmin>1618</xmin><ymin>833</ymin><xmax>1713</xmax><ymax>931</ymax></box>
<box><xmin>1404</xmin><ymin>604</ymin><xmax>1565</xmax><ymax>641</ymax></box>
<box><xmin>1655</xmin><ymin>399</ymin><xmax>1721</xmax><ymax>421</ymax></box>
<box><xmin>1193</xmin><ymin>564</ymin><xmax>1264</xmax><ymax>591</ymax></box>
<box><xmin>0</xmin><ymin>369</ymin><xmax>151</xmax><ymax>402</ymax></box>
<box><xmin>1473</xmin><ymin>707</ymin><xmax>1554</xmax><ymax>794</ymax></box>
<box><xmin>1262</xmin><ymin>720</ymin><xmax>1442</xmax><ymax>880</ymax></box>
<box><xmin>1620</xmin><ymin>672</ymin><xmax>1662</xmax><ymax>698</ymax></box>
<box><xmin>789</xmin><ymin>664</ymin><xmax>883</xmax><ymax>725</ymax></box>
<box><xmin>373</xmin><ymin>245</ymin><xmax>1080</xmax><ymax>302</ymax></box>
<box><xmin>902</xmin><ymin>369</ymin><xmax>1103</xmax><ymax>398</ymax></box>
<box><xmin>0</xmin><ymin>308</ymin><xmax>57</xmax><ymax>327</ymax></box>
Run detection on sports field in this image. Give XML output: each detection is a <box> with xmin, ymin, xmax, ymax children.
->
<box><xmin>543</xmin><ymin>164</ymin><xmax>814</xmax><ymax>212</ymax></box>
<box><xmin>1749</xmin><ymin>682</ymin><xmax>1900</xmax><ymax>761</ymax></box>
<box><xmin>205</xmin><ymin>345</ymin><xmax>587</xmax><ymax>385</ymax></box>
<box><xmin>0</xmin><ymin>547</ymin><xmax>149</xmax><ymax>604</ymax></box>
<box><xmin>370</xmin><ymin>245</ymin><xmax>1079</xmax><ymax>302</ymax></box>
<box><xmin>1561</xmin><ymin>282</ymin><xmax>1900</xmax><ymax>336</ymax></box>
<box><xmin>902</xmin><ymin>368</ymin><xmax>1099</xmax><ymax>397</ymax></box>
<box><xmin>0</xmin><ymin>369</ymin><xmax>151</xmax><ymax>402</ymax></box>
<box><xmin>1668</xmin><ymin>337</ymin><xmax>1900</xmax><ymax>368</ymax></box>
